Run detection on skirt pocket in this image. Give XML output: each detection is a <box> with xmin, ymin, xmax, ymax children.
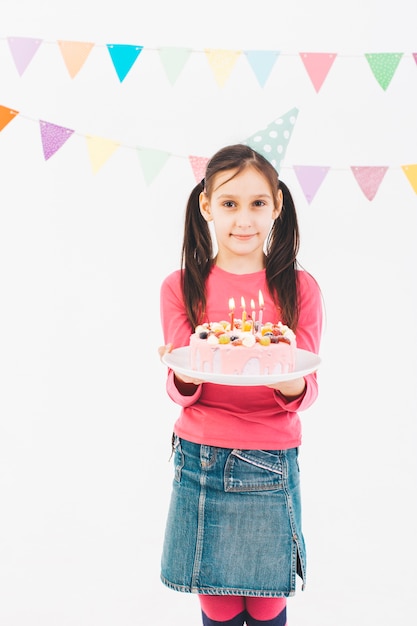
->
<box><xmin>224</xmin><ymin>448</ymin><xmax>284</xmax><ymax>492</ymax></box>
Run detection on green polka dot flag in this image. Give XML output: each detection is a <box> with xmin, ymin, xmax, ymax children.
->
<box><xmin>244</xmin><ymin>107</ymin><xmax>299</xmax><ymax>171</ymax></box>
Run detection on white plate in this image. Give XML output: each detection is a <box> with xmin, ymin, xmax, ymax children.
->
<box><xmin>162</xmin><ymin>346</ymin><xmax>321</xmax><ymax>386</ymax></box>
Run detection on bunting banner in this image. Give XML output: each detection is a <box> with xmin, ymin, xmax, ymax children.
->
<box><xmin>2</xmin><ymin>36</ymin><xmax>416</xmax><ymax>90</ymax></box>
<box><xmin>0</xmin><ymin>104</ymin><xmax>416</xmax><ymax>200</ymax></box>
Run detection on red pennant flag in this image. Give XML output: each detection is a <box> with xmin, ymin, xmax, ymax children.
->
<box><xmin>350</xmin><ymin>166</ymin><xmax>388</xmax><ymax>200</ymax></box>
<box><xmin>188</xmin><ymin>155</ymin><xmax>209</xmax><ymax>183</ymax></box>
<box><xmin>293</xmin><ymin>166</ymin><xmax>330</xmax><ymax>204</ymax></box>
<box><xmin>7</xmin><ymin>36</ymin><xmax>42</xmax><ymax>76</ymax></box>
<box><xmin>0</xmin><ymin>106</ymin><xmax>19</xmax><ymax>131</ymax></box>
<box><xmin>39</xmin><ymin>121</ymin><xmax>74</xmax><ymax>160</ymax></box>
<box><xmin>299</xmin><ymin>53</ymin><xmax>337</xmax><ymax>92</ymax></box>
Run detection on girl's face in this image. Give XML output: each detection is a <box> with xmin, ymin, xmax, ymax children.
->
<box><xmin>199</xmin><ymin>166</ymin><xmax>282</xmax><ymax>268</ymax></box>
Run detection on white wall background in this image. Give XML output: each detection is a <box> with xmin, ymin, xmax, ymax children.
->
<box><xmin>1</xmin><ymin>1</ymin><xmax>416</xmax><ymax>624</ymax></box>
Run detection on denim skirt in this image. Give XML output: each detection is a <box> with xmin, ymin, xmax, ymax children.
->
<box><xmin>160</xmin><ymin>436</ymin><xmax>306</xmax><ymax>597</ymax></box>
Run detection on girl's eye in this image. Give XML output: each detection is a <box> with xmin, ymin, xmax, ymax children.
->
<box><xmin>223</xmin><ymin>201</ymin><xmax>236</xmax><ymax>208</ymax></box>
<box><xmin>253</xmin><ymin>200</ymin><xmax>266</xmax><ymax>207</ymax></box>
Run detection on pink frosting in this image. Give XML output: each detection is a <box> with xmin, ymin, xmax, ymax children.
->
<box><xmin>190</xmin><ymin>335</ymin><xmax>295</xmax><ymax>375</ymax></box>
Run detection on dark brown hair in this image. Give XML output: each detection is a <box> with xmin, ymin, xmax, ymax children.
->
<box><xmin>181</xmin><ymin>144</ymin><xmax>301</xmax><ymax>330</ymax></box>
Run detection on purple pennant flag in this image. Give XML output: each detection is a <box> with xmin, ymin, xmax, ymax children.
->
<box><xmin>39</xmin><ymin>121</ymin><xmax>74</xmax><ymax>160</ymax></box>
<box><xmin>7</xmin><ymin>37</ymin><xmax>42</xmax><ymax>76</ymax></box>
<box><xmin>293</xmin><ymin>165</ymin><xmax>330</xmax><ymax>204</ymax></box>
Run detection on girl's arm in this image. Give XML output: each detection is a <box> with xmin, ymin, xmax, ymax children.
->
<box><xmin>160</xmin><ymin>272</ymin><xmax>204</xmax><ymax>404</ymax></box>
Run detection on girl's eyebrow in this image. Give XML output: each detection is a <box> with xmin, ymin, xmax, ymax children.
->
<box><xmin>216</xmin><ymin>193</ymin><xmax>272</xmax><ymax>199</ymax></box>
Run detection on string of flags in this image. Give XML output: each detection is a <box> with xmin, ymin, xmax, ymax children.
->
<box><xmin>1</xmin><ymin>36</ymin><xmax>417</xmax><ymax>90</ymax></box>
<box><xmin>1</xmin><ymin>104</ymin><xmax>416</xmax><ymax>202</ymax></box>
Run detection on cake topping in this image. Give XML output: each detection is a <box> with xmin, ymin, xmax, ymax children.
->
<box><xmin>193</xmin><ymin>320</ymin><xmax>295</xmax><ymax>347</ymax></box>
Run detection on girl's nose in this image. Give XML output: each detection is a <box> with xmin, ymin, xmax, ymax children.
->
<box><xmin>235</xmin><ymin>208</ymin><xmax>252</xmax><ymax>228</ymax></box>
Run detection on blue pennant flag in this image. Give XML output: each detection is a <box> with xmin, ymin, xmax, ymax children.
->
<box><xmin>106</xmin><ymin>44</ymin><xmax>143</xmax><ymax>82</ymax></box>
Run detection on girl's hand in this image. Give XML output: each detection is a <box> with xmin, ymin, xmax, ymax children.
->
<box><xmin>158</xmin><ymin>343</ymin><xmax>174</xmax><ymax>361</ymax></box>
<box><xmin>158</xmin><ymin>344</ymin><xmax>204</xmax><ymax>389</ymax></box>
<box><xmin>266</xmin><ymin>376</ymin><xmax>307</xmax><ymax>399</ymax></box>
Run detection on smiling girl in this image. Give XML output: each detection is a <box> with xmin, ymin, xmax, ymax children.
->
<box><xmin>158</xmin><ymin>144</ymin><xmax>323</xmax><ymax>625</ymax></box>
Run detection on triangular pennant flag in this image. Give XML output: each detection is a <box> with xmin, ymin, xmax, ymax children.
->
<box><xmin>401</xmin><ymin>164</ymin><xmax>417</xmax><ymax>194</ymax></box>
<box><xmin>244</xmin><ymin>107</ymin><xmax>299</xmax><ymax>170</ymax></box>
<box><xmin>39</xmin><ymin>121</ymin><xmax>74</xmax><ymax>160</ymax></box>
<box><xmin>7</xmin><ymin>36</ymin><xmax>42</xmax><ymax>76</ymax></box>
<box><xmin>137</xmin><ymin>148</ymin><xmax>170</xmax><ymax>184</ymax></box>
<box><xmin>106</xmin><ymin>44</ymin><xmax>143</xmax><ymax>82</ymax></box>
<box><xmin>350</xmin><ymin>166</ymin><xmax>388</xmax><ymax>200</ymax></box>
<box><xmin>413</xmin><ymin>53</ymin><xmax>417</xmax><ymax>66</ymax></box>
<box><xmin>189</xmin><ymin>155</ymin><xmax>209</xmax><ymax>183</ymax></box>
<box><xmin>158</xmin><ymin>47</ymin><xmax>192</xmax><ymax>85</ymax></box>
<box><xmin>244</xmin><ymin>50</ymin><xmax>280</xmax><ymax>87</ymax></box>
<box><xmin>364</xmin><ymin>53</ymin><xmax>403</xmax><ymax>90</ymax></box>
<box><xmin>204</xmin><ymin>49</ymin><xmax>241</xmax><ymax>87</ymax></box>
<box><xmin>57</xmin><ymin>40</ymin><xmax>94</xmax><ymax>78</ymax></box>
<box><xmin>0</xmin><ymin>106</ymin><xmax>19</xmax><ymax>131</ymax></box>
<box><xmin>85</xmin><ymin>136</ymin><xmax>120</xmax><ymax>173</ymax></box>
<box><xmin>293</xmin><ymin>165</ymin><xmax>330</xmax><ymax>204</ymax></box>
<box><xmin>299</xmin><ymin>53</ymin><xmax>337</xmax><ymax>92</ymax></box>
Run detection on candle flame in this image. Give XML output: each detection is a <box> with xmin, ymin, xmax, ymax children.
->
<box><xmin>229</xmin><ymin>297</ymin><xmax>235</xmax><ymax>311</ymax></box>
<box><xmin>258</xmin><ymin>290</ymin><xmax>264</xmax><ymax>308</ymax></box>
<box><xmin>250</xmin><ymin>299</ymin><xmax>255</xmax><ymax>310</ymax></box>
<box><xmin>241</xmin><ymin>296</ymin><xmax>246</xmax><ymax>309</ymax></box>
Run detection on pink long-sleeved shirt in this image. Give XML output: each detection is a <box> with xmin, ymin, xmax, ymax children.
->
<box><xmin>160</xmin><ymin>265</ymin><xmax>323</xmax><ymax>450</ymax></box>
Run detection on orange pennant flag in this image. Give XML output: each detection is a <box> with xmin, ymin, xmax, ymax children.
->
<box><xmin>0</xmin><ymin>106</ymin><xmax>19</xmax><ymax>131</ymax></box>
<box><xmin>299</xmin><ymin>52</ymin><xmax>337</xmax><ymax>92</ymax></box>
<box><xmin>204</xmin><ymin>49</ymin><xmax>241</xmax><ymax>87</ymax></box>
<box><xmin>401</xmin><ymin>164</ymin><xmax>417</xmax><ymax>194</ymax></box>
<box><xmin>57</xmin><ymin>40</ymin><xmax>94</xmax><ymax>78</ymax></box>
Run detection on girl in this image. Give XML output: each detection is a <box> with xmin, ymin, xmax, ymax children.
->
<box><xmin>158</xmin><ymin>144</ymin><xmax>323</xmax><ymax>625</ymax></box>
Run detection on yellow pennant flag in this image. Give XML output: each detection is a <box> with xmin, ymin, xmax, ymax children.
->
<box><xmin>58</xmin><ymin>40</ymin><xmax>94</xmax><ymax>78</ymax></box>
<box><xmin>204</xmin><ymin>49</ymin><xmax>241</xmax><ymax>87</ymax></box>
<box><xmin>401</xmin><ymin>164</ymin><xmax>417</xmax><ymax>194</ymax></box>
<box><xmin>85</xmin><ymin>135</ymin><xmax>120</xmax><ymax>174</ymax></box>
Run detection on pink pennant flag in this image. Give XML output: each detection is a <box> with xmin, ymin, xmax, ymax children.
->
<box><xmin>188</xmin><ymin>155</ymin><xmax>209</xmax><ymax>183</ymax></box>
<box><xmin>299</xmin><ymin>53</ymin><xmax>337</xmax><ymax>92</ymax></box>
<box><xmin>413</xmin><ymin>53</ymin><xmax>417</xmax><ymax>66</ymax></box>
<box><xmin>350</xmin><ymin>166</ymin><xmax>388</xmax><ymax>200</ymax></box>
<box><xmin>39</xmin><ymin>121</ymin><xmax>74</xmax><ymax>160</ymax></box>
<box><xmin>293</xmin><ymin>165</ymin><xmax>330</xmax><ymax>204</ymax></box>
<box><xmin>7</xmin><ymin>37</ymin><xmax>42</xmax><ymax>76</ymax></box>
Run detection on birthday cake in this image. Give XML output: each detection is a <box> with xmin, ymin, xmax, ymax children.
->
<box><xmin>189</xmin><ymin>320</ymin><xmax>296</xmax><ymax>376</ymax></box>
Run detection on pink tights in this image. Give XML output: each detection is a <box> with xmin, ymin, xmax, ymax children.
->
<box><xmin>199</xmin><ymin>594</ymin><xmax>287</xmax><ymax>625</ymax></box>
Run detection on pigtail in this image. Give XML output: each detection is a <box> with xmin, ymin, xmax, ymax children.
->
<box><xmin>181</xmin><ymin>181</ymin><xmax>213</xmax><ymax>328</ymax></box>
<box><xmin>265</xmin><ymin>180</ymin><xmax>300</xmax><ymax>330</ymax></box>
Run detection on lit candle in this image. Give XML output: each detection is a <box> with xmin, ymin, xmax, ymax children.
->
<box><xmin>250</xmin><ymin>299</ymin><xmax>256</xmax><ymax>333</ymax></box>
<box><xmin>241</xmin><ymin>296</ymin><xmax>247</xmax><ymax>325</ymax></box>
<box><xmin>258</xmin><ymin>290</ymin><xmax>264</xmax><ymax>326</ymax></box>
<box><xmin>229</xmin><ymin>297</ymin><xmax>235</xmax><ymax>330</ymax></box>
